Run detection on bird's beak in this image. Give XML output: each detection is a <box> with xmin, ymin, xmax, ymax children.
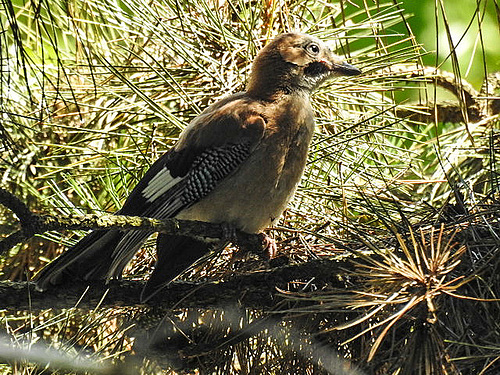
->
<box><xmin>321</xmin><ymin>53</ymin><xmax>362</xmax><ymax>77</ymax></box>
<box><xmin>332</xmin><ymin>61</ymin><xmax>362</xmax><ymax>76</ymax></box>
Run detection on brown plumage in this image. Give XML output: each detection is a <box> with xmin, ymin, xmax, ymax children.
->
<box><xmin>34</xmin><ymin>33</ymin><xmax>361</xmax><ymax>301</ymax></box>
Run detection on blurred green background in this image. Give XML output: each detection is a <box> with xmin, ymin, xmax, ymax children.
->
<box><xmin>399</xmin><ymin>0</ymin><xmax>499</xmax><ymax>88</ymax></box>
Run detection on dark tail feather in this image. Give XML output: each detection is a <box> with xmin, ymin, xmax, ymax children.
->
<box><xmin>34</xmin><ymin>229</ymin><xmax>124</xmax><ymax>291</ymax></box>
<box><xmin>140</xmin><ymin>234</ymin><xmax>212</xmax><ymax>302</ymax></box>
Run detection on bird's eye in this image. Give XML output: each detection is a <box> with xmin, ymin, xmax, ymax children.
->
<box><xmin>306</xmin><ymin>43</ymin><xmax>320</xmax><ymax>55</ymax></box>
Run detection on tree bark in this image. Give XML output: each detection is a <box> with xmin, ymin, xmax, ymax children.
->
<box><xmin>0</xmin><ymin>258</ymin><xmax>353</xmax><ymax>311</ymax></box>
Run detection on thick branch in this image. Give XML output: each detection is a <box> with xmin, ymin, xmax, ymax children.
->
<box><xmin>0</xmin><ymin>258</ymin><xmax>353</xmax><ymax>311</ymax></box>
<box><xmin>395</xmin><ymin>103</ymin><xmax>482</xmax><ymax>124</ymax></box>
<box><xmin>386</xmin><ymin>65</ymin><xmax>500</xmax><ymax>123</ymax></box>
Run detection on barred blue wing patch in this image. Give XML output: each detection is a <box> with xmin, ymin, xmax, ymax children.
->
<box><xmin>181</xmin><ymin>142</ymin><xmax>251</xmax><ymax>204</ymax></box>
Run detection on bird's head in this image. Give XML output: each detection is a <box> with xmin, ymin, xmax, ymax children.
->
<box><xmin>247</xmin><ymin>33</ymin><xmax>361</xmax><ymax>99</ymax></box>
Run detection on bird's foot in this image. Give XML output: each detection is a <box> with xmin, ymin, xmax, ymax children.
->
<box><xmin>258</xmin><ymin>232</ymin><xmax>277</xmax><ymax>259</ymax></box>
<box><xmin>221</xmin><ymin>224</ymin><xmax>277</xmax><ymax>260</ymax></box>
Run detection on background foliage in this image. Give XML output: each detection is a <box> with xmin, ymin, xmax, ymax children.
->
<box><xmin>1</xmin><ymin>0</ymin><xmax>499</xmax><ymax>374</ymax></box>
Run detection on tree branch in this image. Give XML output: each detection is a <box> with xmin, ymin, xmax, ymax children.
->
<box><xmin>0</xmin><ymin>258</ymin><xmax>353</xmax><ymax>311</ymax></box>
<box><xmin>0</xmin><ymin>187</ymin><xmax>265</xmax><ymax>255</ymax></box>
<box><xmin>386</xmin><ymin>65</ymin><xmax>500</xmax><ymax>123</ymax></box>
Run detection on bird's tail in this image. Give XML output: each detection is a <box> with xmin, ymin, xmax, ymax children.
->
<box><xmin>34</xmin><ymin>229</ymin><xmax>150</xmax><ymax>291</ymax></box>
<box><xmin>140</xmin><ymin>234</ymin><xmax>215</xmax><ymax>302</ymax></box>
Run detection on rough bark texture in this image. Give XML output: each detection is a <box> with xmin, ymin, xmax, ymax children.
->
<box><xmin>1</xmin><ymin>258</ymin><xmax>353</xmax><ymax>311</ymax></box>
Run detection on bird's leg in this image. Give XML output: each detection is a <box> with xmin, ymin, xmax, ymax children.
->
<box><xmin>220</xmin><ymin>222</ymin><xmax>238</xmax><ymax>244</ymax></box>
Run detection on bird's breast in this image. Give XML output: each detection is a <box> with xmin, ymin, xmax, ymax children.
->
<box><xmin>177</xmin><ymin>95</ymin><xmax>315</xmax><ymax>233</ymax></box>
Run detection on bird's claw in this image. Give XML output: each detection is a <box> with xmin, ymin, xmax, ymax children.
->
<box><xmin>258</xmin><ymin>232</ymin><xmax>278</xmax><ymax>259</ymax></box>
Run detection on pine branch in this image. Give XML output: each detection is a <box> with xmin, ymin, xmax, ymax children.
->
<box><xmin>0</xmin><ymin>258</ymin><xmax>352</xmax><ymax>310</ymax></box>
<box><xmin>0</xmin><ymin>188</ymin><xmax>265</xmax><ymax>255</ymax></box>
<box><xmin>388</xmin><ymin>65</ymin><xmax>500</xmax><ymax>123</ymax></box>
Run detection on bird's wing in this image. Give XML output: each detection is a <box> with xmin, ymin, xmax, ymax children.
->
<box><xmin>106</xmin><ymin>96</ymin><xmax>267</xmax><ymax>276</ymax></box>
<box><xmin>119</xmin><ymin>96</ymin><xmax>266</xmax><ymax>219</ymax></box>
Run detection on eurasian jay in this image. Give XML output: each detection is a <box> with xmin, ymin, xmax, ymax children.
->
<box><xmin>34</xmin><ymin>32</ymin><xmax>361</xmax><ymax>302</ymax></box>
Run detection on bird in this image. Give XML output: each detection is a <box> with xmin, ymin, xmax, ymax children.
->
<box><xmin>34</xmin><ymin>32</ymin><xmax>361</xmax><ymax>302</ymax></box>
